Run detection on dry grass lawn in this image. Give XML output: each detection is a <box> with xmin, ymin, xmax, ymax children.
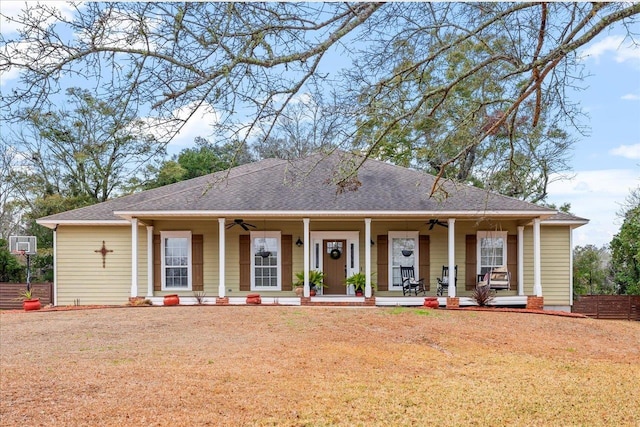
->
<box><xmin>1</xmin><ymin>306</ymin><xmax>639</xmax><ymax>426</ymax></box>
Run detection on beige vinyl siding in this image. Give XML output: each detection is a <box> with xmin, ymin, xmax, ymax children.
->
<box><xmin>56</xmin><ymin>226</ymin><xmax>132</xmax><ymax>305</ymax></box>
<box><xmin>55</xmin><ymin>218</ymin><xmax>574</xmax><ymax>304</ymax></box>
<box><xmin>521</xmin><ymin>226</ymin><xmax>572</xmax><ymax>306</ymax></box>
<box><xmin>539</xmin><ymin>226</ymin><xmax>572</xmax><ymax>306</ymax></box>
<box><xmin>393</xmin><ymin>220</ymin><xmax>523</xmax><ymax>297</ymax></box>
<box><xmin>151</xmin><ymin>221</ymin><xmax>220</xmax><ymax>295</ymax></box>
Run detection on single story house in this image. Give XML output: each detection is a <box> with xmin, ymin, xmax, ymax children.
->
<box><xmin>37</xmin><ymin>151</ymin><xmax>588</xmax><ymax>310</ymax></box>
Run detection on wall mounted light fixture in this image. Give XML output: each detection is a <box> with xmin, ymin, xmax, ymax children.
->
<box><xmin>296</xmin><ymin>237</ymin><xmax>303</xmax><ymax>247</ymax></box>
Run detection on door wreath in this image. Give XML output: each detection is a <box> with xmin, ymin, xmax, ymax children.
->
<box><xmin>329</xmin><ymin>248</ymin><xmax>342</xmax><ymax>260</ymax></box>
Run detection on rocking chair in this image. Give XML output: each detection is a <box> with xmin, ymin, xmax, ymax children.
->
<box><xmin>400</xmin><ymin>266</ymin><xmax>426</xmax><ymax>296</ymax></box>
<box><xmin>436</xmin><ymin>265</ymin><xmax>457</xmax><ymax>296</ymax></box>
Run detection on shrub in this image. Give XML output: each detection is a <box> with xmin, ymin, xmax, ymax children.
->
<box><xmin>471</xmin><ymin>285</ymin><xmax>495</xmax><ymax>307</ymax></box>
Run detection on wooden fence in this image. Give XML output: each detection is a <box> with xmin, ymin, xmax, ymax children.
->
<box><xmin>0</xmin><ymin>283</ymin><xmax>53</xmax><ymax>310</ymax></box>
<box><xmin>572</xmin><ymin>295</ymin><xmax>640</xmax><ymax>321</ymax></box>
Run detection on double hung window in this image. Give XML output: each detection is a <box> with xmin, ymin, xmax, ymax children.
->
<box><xmin>251</xmin><ymin>231</ymin><xmax>281</xmax><ymax>290</ymax></box>
<box><xmin>388</xmin><ymin>231</ymin><xmax>419</xmax><ymax>290</ymax></box>
<box><xmin>477</xmin><ymin>231</ymin><xmax>507</xmax><ymax>275</ymax></box>
<box><xmin>161</xmin><ymin>231</ymin><xmax>192</xmax><ymax>290</ymax></box>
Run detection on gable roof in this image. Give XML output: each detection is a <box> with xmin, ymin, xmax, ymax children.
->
<box><xmin>38</xmin><ymin>151</ymin><xmax>580</xmax><ymax>227</ymax></box>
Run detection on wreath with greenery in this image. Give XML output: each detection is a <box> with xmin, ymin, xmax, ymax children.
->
<box><xmin>329</xmin><ymin>248</ymin><xmax>342</xmax><ymax>260</ymax></box>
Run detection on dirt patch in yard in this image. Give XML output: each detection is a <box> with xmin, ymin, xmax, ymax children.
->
<box><xmin>1</xmin><ymin>306</ymin><xmax>639</xmax><ymax>426</ymax></box>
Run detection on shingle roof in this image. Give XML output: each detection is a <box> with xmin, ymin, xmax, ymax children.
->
<box><xmin>38</xmin><ymin>151</ymin><xmax>567</xmax><ymax>224</ymax></box>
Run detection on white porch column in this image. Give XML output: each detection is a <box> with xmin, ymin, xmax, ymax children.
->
<box><xmin>448</xmin><ymin>218</ymin><xmax>456</xmax><ymax>298</ymax></box>
<box><xmin>131</xmin><ymin>218</ymin><xmax>138</xmax><ymax>298</ymax></box>
<box><xmin>218</xmin><ymin>218</ymin><xmax>226</xmax><ymax>298</ymax></box>
<box><xmin>365</xmin><ymin>218</ymin><xmax>372</xmax><ymax>298</ymax></box>
<box><xmin>533</xmin><ymin>218</ymin><xmax>542</xmax><ymax>297</ymax></box>
<box><xmin>146</xmin><ymin>226</ymin><xmax>154</xmax><ymax>297</ymax></box>
<box><xmin>303</xmin><ymin>218</ymin><xmax>310</xmax><ymax>297</ymax></box>
<box><xmin>517</xmin><ymin>225</ymin><xmax>524</xmax><ymax>296</ymax></box>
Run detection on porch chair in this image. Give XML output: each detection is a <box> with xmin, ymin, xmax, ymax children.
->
<box><xmin>478</xmin><ymin>267</ymin><xmax>511</xmax><ymax>291</ymax></box>
<box><xmin>436</xmin><ymin>265</ymin><xmax>457</xmax><ymax>296</ymax></box>
<box><xmin>400</xmin><ymin>266</ymin><xmax>426</xmax><ymax>296</ymax></box>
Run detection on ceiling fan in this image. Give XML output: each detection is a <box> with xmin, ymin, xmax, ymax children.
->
<box><xmin>226</xmin><ymin>219</ymin><xmax>256</xmax><ymax>231</ymax></box>
<box><xmin>427</xmin><ymin>219</ymin><xmax>448</xmax><ymax>230</ymax></box>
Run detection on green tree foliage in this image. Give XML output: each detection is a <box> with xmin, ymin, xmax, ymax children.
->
<box><xmin>610</xmin><ymin>190</ymin><xmax>640</xmax><ymax>295</ymax></box>
<box><xmin>352</xmin><ymin>36</ymin><xmax>573</xmax><ymax>202</ymax></box>
<box><xmin>11</xmin><ymin>88</ymin><xmax>163</xmax><ymax>203</ymax></box>
<box><xmin>143</xmin><ymin>138</ymin><xmax>254</xmax><ymax>189</ymax></box>
<box><xmin>0</xmin><ymin>239</ymin><xmax>25</xmax><ymax>283</ymax></box>
<box><xmin>572</xmin><ymin>245</ymin><xmax>614</xmax><ymax>295</ymax></box>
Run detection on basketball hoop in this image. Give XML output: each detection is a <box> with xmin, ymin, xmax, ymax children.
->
<box><xmin>8</xmin><ymin>236</ymin><xmax>37</xmax><ymax>292</ymax></box>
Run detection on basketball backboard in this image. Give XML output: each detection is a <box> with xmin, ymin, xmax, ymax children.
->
<box><xmin>9</xmin><ymin>236</ymin><xmax>37</xmax><ymax>255</ymax></box>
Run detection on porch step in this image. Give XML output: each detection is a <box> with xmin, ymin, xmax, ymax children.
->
<box><xmin>301</xmin><ymin>296</ymin><xmax>376</xmax><ymax>307</ymax></box>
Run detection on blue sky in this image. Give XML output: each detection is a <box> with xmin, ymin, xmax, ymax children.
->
<box><xmin>545</xmin><ymin>30</ymin><xmax>640</xmax><ymax>247</ymax></box>
<box><xmin>1</xmin><ymin>3</ymin><xmax>638</xmax><ymax>248</ymax></box>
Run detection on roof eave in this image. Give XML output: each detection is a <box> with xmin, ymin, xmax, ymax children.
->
<box><xmin>541</xmin><ymin>219</ymin><xmax>590</xmax><ymax>227</ymax></box>
<box><xmin>36</xmin><ymin>219</ymin><xmax>131</xmax><ymax>229</ymax></box>
<box><xmin>113</xmin><ymin>209</ymin><xmax>557</xmax><ymax>220</ymax></box>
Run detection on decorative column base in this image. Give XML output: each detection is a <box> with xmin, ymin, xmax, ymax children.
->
<box><xmin>364</xmin><ymin>296</ymin><xmax>376</xmax><ymax>306</ymax></box>
<box><xmin>215</xmin><ymin>297</ymin><xmax>229</xmax><ymax>305</ymax></box>
<box><xmin>527</xmin><ymin>296</ymin><xmax>544</xmax><ymax>310</ymax></box>
<box><xmin>446</xmin><ymin>297</ymin><xmax>460</xmax><ymax>309</ymax></box>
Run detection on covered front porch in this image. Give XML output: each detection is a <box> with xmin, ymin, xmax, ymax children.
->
<box><xmin>126</xmin><ymin>214</ymin><xmax>549</xmax><ymax>309</ymax></box>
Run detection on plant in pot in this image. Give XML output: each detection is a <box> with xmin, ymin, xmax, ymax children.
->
<box><xmin>294</xmin><ymin>270</ymin><xmax>325</xmax><ymax>296</ymax></box>
<box><xmin>345</xmin><ymin>272</ymin><xmax>375</xmax><ymax>297</ymax></box>
<box><xmin>18</xmin><ymin>288</ymin><xmax>41</xmax><ymax>311</ymax></box>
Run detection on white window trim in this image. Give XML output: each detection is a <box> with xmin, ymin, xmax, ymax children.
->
<box><xmin>309</xmin><ymin>231</ymin><xmax>360</xmax><ymax>282</ymax></box>
<box><xmin>476</xmin><ymin>230</ymin><xmax>508</xmax><ymax>274</ymax></box>
<box><xmin>160</xmin><ymin>231</ymin><xmax>192</xmax><ymax>291</ymax></box>
<box><xmin>250</xmin><ymin>231</ymin><xmax>282</xmax><ymax>291</ymax></box>
<box><xmin>388</xmin><ymin>231</ymin><xmax>420</xmax><ymax>291</ymax></box>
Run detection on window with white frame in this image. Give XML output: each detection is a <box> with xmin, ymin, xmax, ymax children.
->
<box><xmin>251</xmin><ymin>231</ymin><xmax>281</xmax><ymax>290</ymax></box>
<box><xmin>388</xmin><ymin>231</ymin><xmax>419</xmax><ymax>290</ymax></box>
<box><xmin>477</xmin><ymin>231</ymin><xmax>508</xmax><ymax>275</ymax></box>
<box><xmin>161</xmin><ymin>231</ymin><xmax>192</xmax><ymax>290</ymax></box>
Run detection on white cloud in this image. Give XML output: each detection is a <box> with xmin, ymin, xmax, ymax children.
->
<box><xmin>0</xmin><ymin>2</ymin><xmax>78</xmax><ymax>35</ymax></box>
<box><xmin>140</xmin><ymin>102</ymin><xmax>220</xmax><ymax>151</ymax></box>
<box><xmin>547</xmin><ymin>169</ymin><xmax>639</xmax><ymax>247</ymax></box>
<box><xmin>580</xmin><ymin>35</ymin><xmax>640</xmax><ymax>64</ymax></box>
<box><xmin>610</xmin><ymin>144</ymin><xmax>640</xmax><ymax>160</ymax></box>
<box><xmin>621</xmin><ymin>93</ymin><xmax>640</xmax><ymax>101</ymax></box>
<box><xmin>0</xmin><ymin>2</ymin><xmax>80</xmax><ymax>85</ymax></box>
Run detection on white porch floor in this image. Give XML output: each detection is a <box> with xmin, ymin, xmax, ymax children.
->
<box><xmin>149</xmin><ymin>295</ymin><xmax>528</xmax><ymax>307</ymax></box>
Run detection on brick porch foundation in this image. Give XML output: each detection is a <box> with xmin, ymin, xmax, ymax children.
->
<box><xmin>526</xmin><ymin>296</ymin><xmax>544</xmax><ymax>310</ymax></box>
<box><xmin>446</xmin><ymin>297</ymin><xmax>460</xmax><ymax>308</ymax></box>
<box><xmin>215</xmin><ymin>297</ymin><xmax>229</xmax><ymax>305</ymax></box>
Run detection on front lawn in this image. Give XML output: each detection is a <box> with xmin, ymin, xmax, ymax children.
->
<box><xmin>1</xmin><ymin>306</ymin><xmax>638</xmax><ymax>426</ymax></box>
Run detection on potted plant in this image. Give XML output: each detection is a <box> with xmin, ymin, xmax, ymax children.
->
<box><xmin>19</xmin><ymin>288</ymin><xmax>41</xmax><ymax>311</ymax></box>
<box><xmin>345</xmin><ymin>272</ymin><xmax>375</xmax><ymax>297</ymax></box>
<box><xmin>163</xmin><ymin>294</ymin><xmax>180</xmax><ymax>306</ymax></box>
<box><xmin>294</xmin><ymin>270</ymin><xmax>325</xmax><ymax>296</ymax></box>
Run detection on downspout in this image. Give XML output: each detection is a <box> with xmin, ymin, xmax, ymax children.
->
<box><xmin>53</xmin><ymin>225</ymin><xmax>58</xmax><ymax>306</ymax></box>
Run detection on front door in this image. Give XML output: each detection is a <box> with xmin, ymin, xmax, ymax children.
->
<box><xmin>323</xmin><ymin>240</ymin><xmax>347</xmax><ymax>295</ymax></box>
